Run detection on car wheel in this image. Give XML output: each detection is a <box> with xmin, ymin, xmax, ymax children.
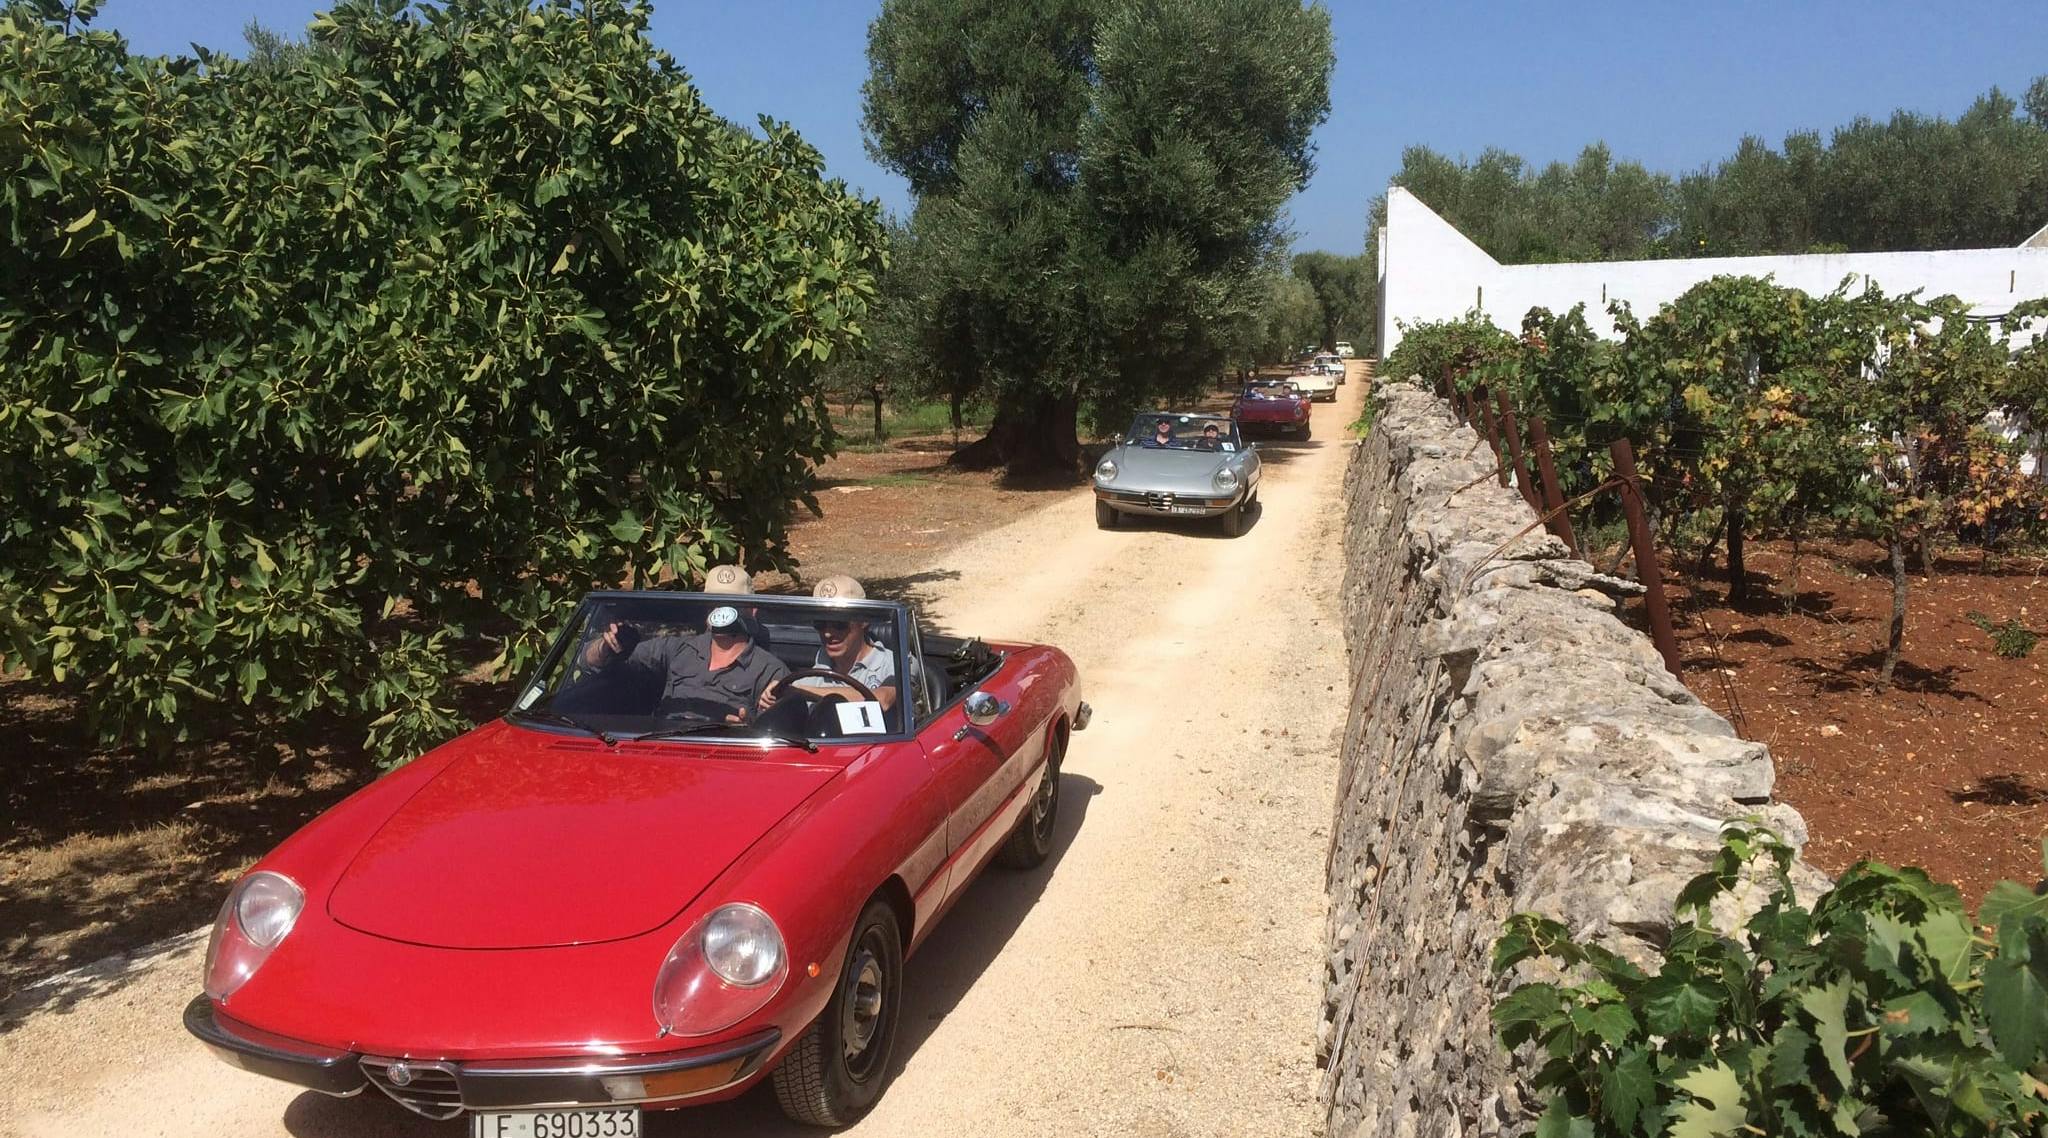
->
<box><xmin>1095</xmin><ymin>499</ymin><xmax>1118</xmax><ymax>529</ymax></box>
<box><xmin>772</xmin><ymin>898</ymin><xmax>904</xmax><ymax>1128</ymax></box>
<box><xmin>997</xmin><ymin>727</ymin><xmax>1066</xmax><ymax>869</ymax></box>
<box><xmin>1301</xmin><ymin>419</ymin><xmax>1313</xmax><ymax>440</ymax></box>
<box><xmin>1219</xmin><ymin>500</ymin><xmax>1247</xmax><ymax>537</ymax></box>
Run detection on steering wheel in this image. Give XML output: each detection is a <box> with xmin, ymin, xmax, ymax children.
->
<box><xmin>770</xmin><ymin>667</ymin><xmax>880</xmax><ymax>706</ymax></box>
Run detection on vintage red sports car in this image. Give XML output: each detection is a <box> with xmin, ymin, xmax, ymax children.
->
<box><xmin>1232</xmin><ymin>378</ymin><xmax>1313</xmax><ymax>439</ymax></box>
<box><xmin>184</xmin><ymin>590</ymin><xmax>1088</xmax><ymax>1132</ymax></box>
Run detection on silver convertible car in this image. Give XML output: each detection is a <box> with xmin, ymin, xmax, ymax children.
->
<box><xmin>1092</xmin><ymin>413</ymin><xmax>1262</xmax><ymax>536</ymax></box>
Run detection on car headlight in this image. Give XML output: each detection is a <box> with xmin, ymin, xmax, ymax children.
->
<box><xmin>653</xmin><ymin>903</ymin><xmax>789</xmax><ymax>1037</ymax></box>
<box><xmin>1214</xmin><ymin>466</ymin><xmax>1239</xmax><ymax>492</ymax></box>
<box><xmin>203</xmin><ymin>870</ymin><xmax>304</xmax><ymax>1001</ymax></box>
<box><xmin>1094</xmin><ymin>457</ymin><xmax>1117</xmax><ymax>483</ymax></box>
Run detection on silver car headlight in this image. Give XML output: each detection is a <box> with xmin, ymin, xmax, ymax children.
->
<box><xmin>652</xmin><ymin>902</ymin><xmax>789</xmax><ymax>1037</ymax></box>
<box><xmin>1094</xmin><ymin>457</ymin><xmax>1118</xmax><ymax>483</ymax></box>
<box><xmin>203</xmin><ymin>870</ymin><xmax>304</xmax><ymax>1001</ymax></box>
<box><xmin>701</xmin><ymin>903</ymin><xmax>785</xmax><ymax>987</ymax></box>
<box><xmin>1214</xmin><ymin>466</ymin><xmax>1239</xmax><ymax>493</ymax></box>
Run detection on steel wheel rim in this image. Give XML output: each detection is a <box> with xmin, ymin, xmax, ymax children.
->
<box><xmin>1030</xmin><ymin>763</ymin><xmax>1057</xmax><ymax>838</ymax></box>
<box><xmin>840</xmin><ymin>931</ymin><xmax>888</xmax><ymax>1081</ymax></box>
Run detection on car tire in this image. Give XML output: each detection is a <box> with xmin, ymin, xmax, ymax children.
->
<box><xmin>997</xmin><ymin>727</ymin><xmax>1066</xmax><ymax>869</ymax></box>
<box><xmin>1301</xmin><ymin>419</ymin><xmax>1313</xmax><ymax>440</ymax></box>
<box><xmin>772</xmin><ymin>898</ymin><xmax>904</xmax><ymax>1128</ymax></box>
<box><xmin>1095</xmin><ymin>499</ymin><xmax>1118</xmax><ymax>529</ymax></box>
<box><xmin>1219</xmin><ymin>500</ymin><xmax>1247</xmax><ymax>538</ymax></box>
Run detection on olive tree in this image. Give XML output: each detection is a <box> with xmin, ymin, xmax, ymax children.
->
<box><xmin>862</xmin><ymin>0</ymin><xmax>1333</xmax><ymax>475</ymax></box>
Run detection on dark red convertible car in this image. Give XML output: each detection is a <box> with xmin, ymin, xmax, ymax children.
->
<box><xmin>185</xmin><ymin>590</ymin><xmax>1088</xmax><ymax>1132</ymax></box>
<box><xmin>1232</xmin><ymin>378</ymin><xmax>1313</xmax><ymax>438</ymax></box>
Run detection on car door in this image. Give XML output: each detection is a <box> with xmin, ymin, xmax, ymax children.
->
<box><xmin>917</xmin><ymin>656</ymin><xmax>1036</xmax><ymax>901</ymax></box>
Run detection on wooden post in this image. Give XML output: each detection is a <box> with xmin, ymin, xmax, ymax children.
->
<box><xmin>1495</xmin><ymin>389</ymin><xmax>1539</xmax><ymax>513</ymax></box>
<box><xmin>1609</xmin><ymin>437</ymin><xmax>1681</xmax><ymax>678</ymax></box>
<box><xmin>1476</xmin><ymin>387</ymin><xmax>1508</xmax><ymax>487</ymax></box>
<box><xmin>1527</xmin><ymin>414</ymin><xmax>1578</xmax><ymax>556</ymax></box>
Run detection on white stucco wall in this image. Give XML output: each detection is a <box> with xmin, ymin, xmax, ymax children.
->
<box><xmin>1379</xmin><ymin>187</ymin><xmax>2048</xmax><ymax>354</ymax></box>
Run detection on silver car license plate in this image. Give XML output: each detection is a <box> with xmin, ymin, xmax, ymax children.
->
<box><xmin>470</xmin><ymin>1108</ymin><xmax>639</xmax><ymax>1138</ymax></box>
<box><xmin>1170</xmin><ymin>505</ymin><xmax>1207</xmax><ymax>515</ymax></box>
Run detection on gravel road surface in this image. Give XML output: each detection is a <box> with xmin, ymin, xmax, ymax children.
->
<box><xmin>1</xmin><ymin>369</ymin><xmax>1364</xmax><ymax>1138</ymax></box>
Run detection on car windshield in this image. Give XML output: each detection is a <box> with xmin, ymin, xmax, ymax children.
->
<box><xmin>1241</xmin><ymin>382</ymin><xmax>1298</xmax><ymax>399</ymax></box>
<box><xmin>511</xmin><ymin>593</ymin><xmax>916</xmax><ymax>744</ymax></box>
<box><xmin>1125</xmin><ymin>413</ymin><xmax>1241</xmax><ymax>451</ymax></box>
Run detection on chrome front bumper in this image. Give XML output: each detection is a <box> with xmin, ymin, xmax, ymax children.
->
<box><xmin>1094</xmin><ymin>488</ymin><xmax>1239</xmax><ymax>518</ymax></box>
<box><xmin>184</xmin><ymin>995</ymin><xmax>779</xmax><ymax>1118</ymax></box>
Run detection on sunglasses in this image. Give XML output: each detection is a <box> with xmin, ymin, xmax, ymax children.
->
<box><xmin>813</xmin><ymin>620</ymin><xmax>854</xmax><ymax>634</ymax></box>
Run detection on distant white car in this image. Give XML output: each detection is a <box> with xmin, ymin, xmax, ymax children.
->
<box><xmin>1313</xmin><ymin>354</ymin><xmax>1345</xmax><ymax>385</ymax></box>
<box><xmin>1335</xmin><ymin>341</ymin><xmax>1355</xmax><ymax>358</ymax></box>
<box><xmin>1289</xmin><ymin>366</ymin><xmax>1338</xmax><ymax>402</ymax></box>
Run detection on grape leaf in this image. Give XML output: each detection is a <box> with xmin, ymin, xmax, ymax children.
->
<box><xmin>1669</xmin><ymin>1062</ymin><xmax>1748</xmax><ymax>1138</ymax></box>
<box><xmin>1799</xmin><ymin>981</ymin><xmax>1854</xmax><ymax>1091</ymax></box>
<box><xmin>1599</xmin><ymin>1046</ymin><xmax>1655</xmax><ymax>1133</ymax></box>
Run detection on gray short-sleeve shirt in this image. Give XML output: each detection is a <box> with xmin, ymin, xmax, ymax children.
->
<box><xmin>813</xmin><ymin>641</ymin><xmax>918</xmax><ymax>696</ymax></box>
<box><xmin>620</xmin><ymin>632</ymin><xmax>787</xmax><ymax>714</ymax></box>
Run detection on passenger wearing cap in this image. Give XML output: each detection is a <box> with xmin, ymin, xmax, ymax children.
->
<box><xmin>702</xmin><ymin>562</ymin><xmax>772</xmax><ymax>647</ymax></box>
<box><xmin>1145</xmin><ymin>417</ymin><xmax>1175</xmax><ymax>448</ymax></box>
<box><xmin>761</xmin><ymin>576</ymin><xmax>922</xmax><ymax>715</ymax></box>
<box><xmin>581</xmin><ymin>583</ymin><xmax>787</xmax><ymax>723</ymax></box>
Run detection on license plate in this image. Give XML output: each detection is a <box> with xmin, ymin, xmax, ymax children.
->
<box><xmin>1170</xmin><ymin>505</ymin><xmax>1207</xmax><ymax>515</ymax></box>
<box><xmin>470</xmin><ymin>1108</ymin><xmax>639</xmax><ymax>1138</ymax></box>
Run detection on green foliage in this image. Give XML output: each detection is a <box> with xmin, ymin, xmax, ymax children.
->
<box><xmin>1365</xmin><ymin>78</ymin><xmax>2048</xmax><ymax>265</ymax></box>
<box><xmin>1382</xmin><ymin>310</ymin><xmax>1516</xmax><ymax>394</ymax></box>
<box><xmin>1493</xmin><ymin>824</ymin><xmax>2048</xmax><ymax>1137</ymax></box>
<box><xmin>1291</xmin><ymin>250</ymin><xmax>1376</xmax><ymax>352</ymax></box>
<box><xmin>861</xmin><ymin>0</ymin><xmax>1334</xmax><ymax>472</ymax></box>
<box><xmin>1368</xmin><ymin>142</ymin><xmax>1672</xmax><ymax>265</ymax></box>
<box><xmin>1251</xmin><ymin>272</ymin><xmax>1324</xmax><ymax>368</ymax></box>
<box><xmin>1967</xmin><ymin>613</ymin><xmax>2041</xmax><ymax>660</ymax></box>
<box><xmin>2002</xmin><ymin>299</ymin><xmax>2048</xmax><ymax>455</ymax></box>
<box><xmin>0</xmin><ymin>0</ymin><xmax>885</xmax><ymax>763</ymax></box>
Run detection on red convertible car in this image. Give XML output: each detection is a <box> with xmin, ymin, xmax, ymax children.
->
<box><xmin>185</xmin><ymin>590</ymin><xmax>1088</xmax><ymax>1132</ymax></box>
<box><xmin>1232</xmin><ymin>378</ymin><xmax>1313</xmax><ymax>438</ymax></box>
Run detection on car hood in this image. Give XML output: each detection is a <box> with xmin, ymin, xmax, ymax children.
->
<box><xmin>327</xmin><ymin>734</ymin><xmax>839</xmax><ymax>949</ymax></box>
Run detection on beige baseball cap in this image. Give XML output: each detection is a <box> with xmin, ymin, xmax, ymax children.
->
<box><xmin>811</xmin><ymin>574</ymin><xmax>865</xmax><ymax>601</ymax></box>
<box><xmin>703</xmin><ymin>564</ymin><xmax>753</xmax><ymax>595</ymax></box>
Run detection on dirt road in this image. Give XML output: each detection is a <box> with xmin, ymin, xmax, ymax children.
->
<box><xmin>0</xmin><ymin>369</ymin><xmax>1364</xmax><ymax>1138</ymax></box>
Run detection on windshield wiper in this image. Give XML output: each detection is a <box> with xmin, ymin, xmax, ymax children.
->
<box><xmin>508</xmin><ymin>706</ymin><xmax>617</xmax><ymax>747</ymax></box>
<box><xmin>629</xmin><ymin>722</ymin><xmax>818</xmax><ymax>753</ymax></box>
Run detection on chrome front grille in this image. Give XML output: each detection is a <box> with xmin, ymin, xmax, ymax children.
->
<box><xmin>1145</xmin><ymin>491</ymin><xmax>1175</xmax><ymax>509</ymax></box>
<box><xmin>360</xmin><ymin>1056</ymin><xmax>464</xmax><ymax>1119</ymax></box>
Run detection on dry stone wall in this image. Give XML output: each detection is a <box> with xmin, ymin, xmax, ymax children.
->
<box><xmin>1319</xmin><ymin>380</ymin><xmax>1822</xmax><ymax>1137</ymax></box>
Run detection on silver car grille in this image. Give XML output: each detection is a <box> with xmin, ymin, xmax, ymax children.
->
<box><xmin>360</xmin><ymin>1057</ymin><xmax>464</xmax><ymax>1119</ymax></box>
<box><xmin>1145</xmin><ymin>491</ymin><xmax>1175</xmax><ymax>509</ymax></box>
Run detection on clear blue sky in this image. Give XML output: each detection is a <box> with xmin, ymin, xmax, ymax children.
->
<box><xmin>91</xmin><ymin>1</ymin><xmax>2047</xmax><ymax>256</ymax></box>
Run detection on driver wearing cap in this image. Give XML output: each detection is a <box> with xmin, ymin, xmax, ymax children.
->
<box><xmin>759</xmin><ymin>575</ymin><xmax>922</xmax><ymax>715</ymax></box>
<box><xmin>581</xmin><ymin>566</ymin><xmax>788</xmax><ymax>721</ymax></box>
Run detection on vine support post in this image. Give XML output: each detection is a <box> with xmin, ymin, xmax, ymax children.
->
<box><xmin>1439</xmin><ymin>366</ymin><xmax>1459</xmax><ymax>420</ymax></box>
<box><xmin>1610</xmin><ymin>437</ymin><xmax>1681</xmax><ymax>678</ymax></box>
<box><xmin>1476</xmin><ymin>387</ymin><xmax>1508</xmax><ymax>487</ymax></box>
<box><xmin>1495</xmin><ymin>389</ymin><xmax>1538</xmax><ymax>513</ymax></box>
<box><xmin>1527</xmin><ymin>414</ymin><xmax>1578</xmax><ymax>557</ymax></box>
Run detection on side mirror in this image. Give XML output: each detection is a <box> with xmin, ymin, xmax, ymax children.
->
<box><xmin>963</xmin><ymin>691</ymin><xmax>1007</xmax><ymax>727</ymax></box>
